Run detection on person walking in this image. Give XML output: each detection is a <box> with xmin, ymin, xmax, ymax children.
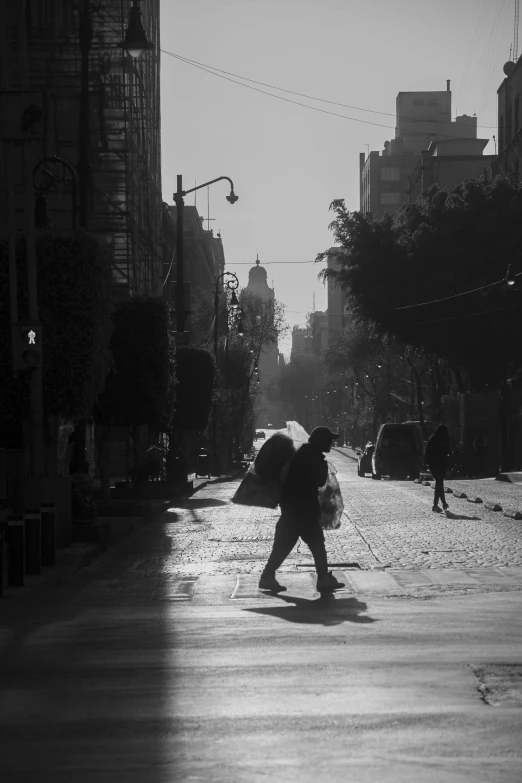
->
<box><xmin>258</xmin><ymin>426</ymin><xmax>345</xmax><ymax>594</ymax></box>
<box><xmin>425</xmin><ymin>423</ymin><xmax>451</xmax><ymax>513</ymax></box>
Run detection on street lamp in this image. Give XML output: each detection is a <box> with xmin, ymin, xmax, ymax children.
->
<box><xmin>213</xmin><ymin>271</ymin><xmax>240</xmax><ymax>358</ymax></box>
<box><xmin>211</xmin><ymin>270</ymin><xmax>240</xmax><ymax>475</ymax></box>
<box><xmin>173</xmin><ymin>175</ymin><xmax>238</xmax><ymax>342</ymax></box>
<box><xmin>118</xmin><ymin>0</ymin><xmax>155</xmax><ymax>59</ymax></box>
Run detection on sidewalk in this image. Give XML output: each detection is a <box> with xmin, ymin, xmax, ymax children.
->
<box><xmin>0</xmin><ymin>470</ymin><xmax>243</xmax><ymax>606</ymax></box>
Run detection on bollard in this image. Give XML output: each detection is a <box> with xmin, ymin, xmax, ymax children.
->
<box><xmin>7</xmin><ymin>515</ymin><xmax>25</xmax><ymax>587</ymax></box>
<box><xmin>24</xmin><ymin>509</ymin><xmax>41</xmax><ymax>575</ymax></box>
<box><xmin>40</xmin><ymin>503</ymin><xmax>56</xmax><ymax>567</ymax></box>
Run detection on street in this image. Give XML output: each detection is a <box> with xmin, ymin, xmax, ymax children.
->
<box><xmin>1</xmin><ymin>447</ymin><xmax>522</xmax><ymax>782</ymax></box>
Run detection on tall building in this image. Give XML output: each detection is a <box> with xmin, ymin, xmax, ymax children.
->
<box><xmin>243</xmin><ymin>255</ymin><xmax>281</xmax><ymax>427</ymax></box>
<box><xmin>290</xmin><ymin>325</ymin><xmax>312</xmax><ymax>362</ymax></box>
<box><xmin>327</xmin><ymin>247</ymin><xmax>348</xmax><ymax>334</ymax></box>
<box><xmin>163</xmin><ymin>204</ymin><xmax>225</xmax><ymax>340</ymax></box>
<box><xmin>487</xmin><ymin>57</ymin><xmax>522</xmax><ymax>177</ymax></box>
<box><xmin>0</xmin><ymin>0</ymin><xmax>162</xmax><ymax>297</ymax></box>
<box><xmin>360</xmin><ymin>84</ymin><xmax>487</xmax><ymax>217</ymax></box>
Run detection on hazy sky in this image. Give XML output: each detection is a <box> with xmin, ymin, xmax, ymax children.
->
<box><xmin>160</xmin><ymin>0</ymin><xmax>515</xmax><ymax>357</ymax></box>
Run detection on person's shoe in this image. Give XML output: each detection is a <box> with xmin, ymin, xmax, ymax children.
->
<box><xmin>442</xmin><ymin>502</ymin><xmax>449</xmax><ymax>511</ymax></box>
<box><xmin>258</xmin><ymin>573</ymin><xmax>287</xmax><ymax>592</ymax></box>
<box><xmin>316</xmin><ymin>571</ymin><xmax>345</xmax><ymax>593</ymax></box>
<box><xmin>432</xmin><ymin>505</ymin><xmax>443</xmax><ymax>513</ymax></box>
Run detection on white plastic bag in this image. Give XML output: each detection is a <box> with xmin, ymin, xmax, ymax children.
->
<box><xmin>318</xmin><ymin>463</ymin><xmax>344</xmax><ymax>530</ymax></box>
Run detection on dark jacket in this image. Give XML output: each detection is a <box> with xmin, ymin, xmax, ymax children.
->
<box><xmin>280</xmin><ymin>442</ymin><xmax>328</xmax><ymax>520</ymax></box>
<box><xmin>425</xmin><ymin>434</ymin><xmax>451</xmax><ymax>477</ymax></box>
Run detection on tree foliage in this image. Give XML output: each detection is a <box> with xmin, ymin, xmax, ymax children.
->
<box><xmin>318</xmin><ymin>176</ymin><xmax>522</xmax><ymax>390</ymax></box>
<box><xmin>95</xmin><ymin>296</ymin><xmax>176</xmax><ymax>430</ymax></box>
<box><xmin>0</xmin><ymin>232</ymin><xmax>113</xmax><ymax>421</ymax></box>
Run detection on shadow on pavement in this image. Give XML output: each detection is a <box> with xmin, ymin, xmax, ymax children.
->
<box><xmin>444</xmin><ymin>510</ymin><xmax>482</xmax><ymax>520</ymax></box>
<box><xmin>244</xmin><ymin>594</ymin><xmax>376</xmax><ymax>626</ymax></box>
<box><xmin>182</xmin><ymin>498</ymin><xmax>230</xmax><ymax>509</ymax></box>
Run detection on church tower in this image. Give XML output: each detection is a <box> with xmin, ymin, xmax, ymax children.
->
<box><xmin>244</xmin><ymin>255</ymin><xmax>282</xmax><ymax>427</ymax></box>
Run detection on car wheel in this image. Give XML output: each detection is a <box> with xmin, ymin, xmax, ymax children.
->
<box><xmin>372</xmin><ymin>472</ymin><xmax>381</xmax><ymax>480</ymax></box>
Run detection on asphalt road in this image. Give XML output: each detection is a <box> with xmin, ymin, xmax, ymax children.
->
<box><xmin>1</xmin><ymin>440</ymin><xmax>522</xmax><ymax>782</ymax></box>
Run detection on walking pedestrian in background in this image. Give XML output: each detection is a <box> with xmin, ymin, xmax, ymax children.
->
<box><xmin>258</xmin><ymin>426</ymin><xmax>345</xmax><ymax>594</ymax></box>
<box><xmin>425</xmin><ymin>424</ymin><xmax>451</xmax><ymax>513</ymax></box>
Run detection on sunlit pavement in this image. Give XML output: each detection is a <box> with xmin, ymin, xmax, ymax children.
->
<box><xmin>1</xmin><ymin>448</ymin><xmax>522</xmax><ymax>782</ymax></box>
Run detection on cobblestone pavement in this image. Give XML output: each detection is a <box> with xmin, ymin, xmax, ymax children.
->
<box><xmin>56</xmin><ymin>448</ymin><xmax>522</xmax><ymax>601</ymax></box>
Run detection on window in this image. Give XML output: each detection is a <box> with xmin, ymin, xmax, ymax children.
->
<box><xmin>380</xmin><ymin>192</ymin><xmax>401</xmax><ymax>205</ymax></box>
<box><xmin>381</xmin><ymin>167</ymin><xmax>400</xmax><ymax>181</ymax></box>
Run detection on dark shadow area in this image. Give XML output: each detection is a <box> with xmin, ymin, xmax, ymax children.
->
<box><xmin>182</xmin><ymin>498</ymin><xmax>230</xmax><ymax>509</ymax></box>
<box><xmin>244</xmin><ymin>594</ymin><xmax>376</xmax><ymax>626</ymax></box>
<box><xmin>444</xmin><ymin>510</ymin><xmax>482</xmax><ymax>520</ymax></box>
<box><xmin>158</xmin><ymin>509</ymin><xmax>181</xmax><ymax>522</ymax></box>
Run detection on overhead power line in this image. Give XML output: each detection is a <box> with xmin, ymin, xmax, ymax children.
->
<box><xmin>397</xmin><ymin>279</ymin><xmax>504</xmax><ymax>309</ymax></box>
<box><xmin>417</xmin><ymin>300</ymin><xmax>520</xmax><ymax>324</ymax></box>
<box><xmin>162</xmin><ymin>49</ymin><xmax>497</xmax><ymax>133</ymax></box>
<box><xmin>226</xmin><ymin>260</ymin><xmax>323</xmax><ymax>265</ymax></box>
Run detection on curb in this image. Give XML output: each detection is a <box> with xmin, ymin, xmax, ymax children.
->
<box><xmin>415</xmin><ymin>477</ymin><xmax>522</xmax><ymax>518</ymax></box>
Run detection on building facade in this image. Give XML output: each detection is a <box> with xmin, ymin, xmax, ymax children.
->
<box><xmin>488</xmin><ymin>57</ymin><xmax>522</xmax><ymax>178</ymax></box>
<box><xmin>408</xmin><ymin>138</ymin><xmax>495</xmax><ymax>202</ymax></box>
<box><xmin>0</xmin><ymin>0</ymin><xmax>162</xmax><ymax>298</ymax></box>
<box><xmin>162</xmin><ymin>203</ymin><xmax>225</xmax><ymax>341</ymax></box>
<box><xmin>360</xmin><ymin>85</ymin><xmax>483</xmax><ymax>217</ymax></box>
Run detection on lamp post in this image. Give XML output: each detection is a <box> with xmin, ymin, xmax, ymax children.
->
<box><xmin>173</xmin><ymin>176</ymin><xmax>238</xmax><ymax>343</ymax></box>
<box><xmin>211</xmin><ymin>271</ymin><xmax>240</xmax><ymax>474</ymax></box>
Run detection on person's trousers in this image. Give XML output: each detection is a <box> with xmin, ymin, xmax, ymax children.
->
<box><xmin>433</xmin><ymin>475</ymin><xmax>446</xmax><ymax>507</ymax></box>
<box><xmin>262</xmin><ymin>513</ymin><xmax>328</xmax><ymax>577</ymax></box>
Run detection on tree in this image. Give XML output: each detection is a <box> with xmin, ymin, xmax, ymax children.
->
<box><xmin>318</xmin><ymin>175</ymin><xmax>522</xmax><ymax>392</ymax></box>
<box><xmin>95</xmin><ymin>297</ymin><xmax>176</xmax><ymax>497</ymax></box>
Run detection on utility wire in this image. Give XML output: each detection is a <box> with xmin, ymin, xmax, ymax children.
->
<box><xmin>162</xmin><ymin>49</ymin><xmax>497</xmax><ymax>133</ymax></box>
<box><xmin>417</xmin><ymin>300</ymin><xmax>520</xmax><ymax>324</ymax></box>
<box><xmin>396</xmin><ymin>276</ymin><xmax>518</xmax><ymax>310</ymax></box>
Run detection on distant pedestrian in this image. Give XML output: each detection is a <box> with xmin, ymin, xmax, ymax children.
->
<box><xmin>425</xmin><ymin>424</ymin><xmax>451</xmax><ymax>513</ymax></box>
<box><xmin>258</xmin><ymin>426</ymin><xmax>345</xmax><ymax>594</ymax></box>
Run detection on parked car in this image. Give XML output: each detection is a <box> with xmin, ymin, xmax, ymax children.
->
<box><xmin>357</xmin><ymin>443</ymin><xmax>375</xmax><ymax>476</ymax></box>
<box><xmin>255</xmin><ymin>430</ymin><xmax>265</xmax><ymax>440</ymax></box>
<box><xmin>372</xmin><ymin>421</ymin><xmax>424</xmax><ymax>480</ymax></box>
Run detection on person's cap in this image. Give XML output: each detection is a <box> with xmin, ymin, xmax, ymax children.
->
<box><xmin>309</xmin><ymin>426</ymin><xmax>340</xmax><ymax>447</ymax></box>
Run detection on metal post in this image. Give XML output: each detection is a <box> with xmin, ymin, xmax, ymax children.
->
<box><xmin>175</xmin><ymin>174</ymin><xmax>185</xmax><ymax>333</ymax></box>
<box><xmin>22</xmin><ymin>144</ymin><xmax>45</xmax><ymax>476</ymax></box>
<box><xmin>410</xmin><ymin>366</ymin><xmax>415</xmax><ymax>420</ymax></box>
<box><xmin>5</xmin><ymin>144</ymin><xmax>18</xmax><ymax>339</ymax></box>
<box><xmin>212</xmin><ymin>279</ymin><xmax>220</xmax><ymax>475</ymax></box>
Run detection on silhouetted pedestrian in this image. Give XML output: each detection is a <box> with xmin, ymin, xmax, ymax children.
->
<box><xmin>425</xmin><ymin>424</ymin><xmax>451</xmax><ymax>513</ymax></box>
<box><xmin>259</xmin><ymin>426</ymin><xmax>345</xmax><ymax>594</ymax></box>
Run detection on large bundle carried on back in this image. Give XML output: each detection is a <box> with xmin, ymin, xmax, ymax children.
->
<box><xmin>231</xmin><ymin>432</ymin><xmax>296</xmax><ymax>508</ymax></box>
<box><xmin>254</xmin><ymin>432</ymin><xmax>296</xmax><ymax>481</ymax></box>
<box><xmin>231</xmin><ymin>421</ymin><xmax>344</xmax><ymax>527</ymax></box>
